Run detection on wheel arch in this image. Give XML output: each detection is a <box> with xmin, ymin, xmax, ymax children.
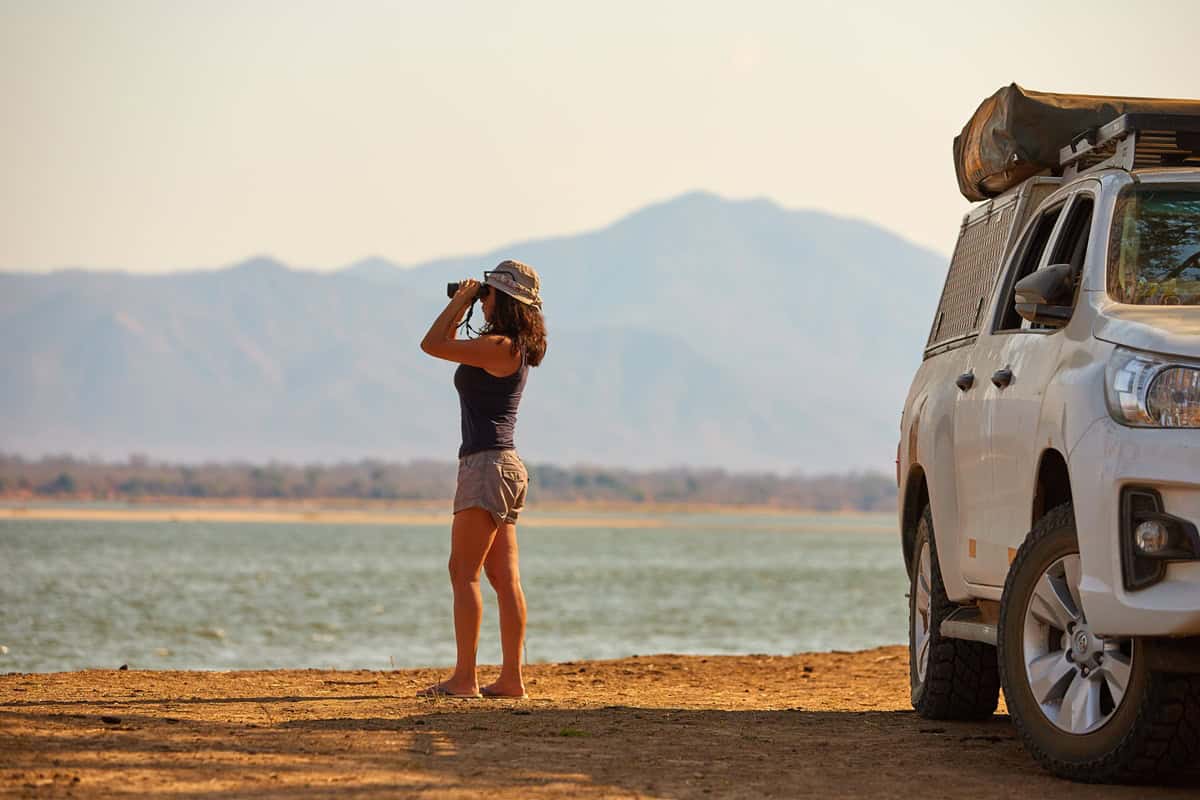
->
<box><xmin>1032</xmin><ymin>448</ymin><xmax>1073</xmax><ymax>529</ymax></box>
<box><xmin>902</xmin><ymin>464</ymin><xmax>929</xmax><ymax>575</ymax></box>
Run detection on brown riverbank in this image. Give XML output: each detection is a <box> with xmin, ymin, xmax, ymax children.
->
<box><xmin>3</xmin><ymin>646</ymin><xmax>1196</xmax><ymax>798</ymax></box>
<box><xmin>0</xmin><ymin>501</ymin><xmax>892</xmax><ymax>530</ymax></box>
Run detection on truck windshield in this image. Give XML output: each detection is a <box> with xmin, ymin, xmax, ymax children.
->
<box><xmin>1108</xmin><ymin>186</ymin><xmax>1200</xmax><ymax>305</ymax></box>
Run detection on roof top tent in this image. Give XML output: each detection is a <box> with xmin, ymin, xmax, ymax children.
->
<box><xmin>953</xmin><ymin>85</ymin><xmax>1200</xmax><ymax>202</ymax></box>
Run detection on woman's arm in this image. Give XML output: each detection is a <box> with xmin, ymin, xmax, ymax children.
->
<box><xmin>420</xmin><ymin>281</ymin><xmax>474</xmax><ymax>352</ymax></box>
<box><xmin>420</xmin><ymin>280</ymin><xmax>521</xmax><ymax>375</ymax></box>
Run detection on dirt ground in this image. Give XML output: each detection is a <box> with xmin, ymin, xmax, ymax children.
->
<box><xmin>2</xmin><ymin>646</ymin><xmax>1197</xmax><ymax>799</ymax></box>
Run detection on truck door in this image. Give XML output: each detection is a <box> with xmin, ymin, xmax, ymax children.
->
<box><xmin>985</xmin><ymin>190</ymin><xmax>1095</xmax><ymax>582</ymax></box>
<box><xmin>953</xmin><ymin>332</ymin><xmax>1003</xmax><ymax>586</ymax></box>
<box><xmin>960</xmin><ymin>199</ymin><xmax>1068</xmax><ymax>586</ymax></box>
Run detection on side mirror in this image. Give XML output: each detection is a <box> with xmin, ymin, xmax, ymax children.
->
<box><xmin>1014</xmin><ymin>262</ymin><xmax>1075</xmax><ymax>327</ymax></box>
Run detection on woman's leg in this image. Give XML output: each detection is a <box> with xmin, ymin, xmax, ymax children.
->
<box><xmin>436</xmin><ymin>508</ymin><xmax>498</xmax><ymax>694</ymax></box>
<box><xmin>483</xmin><ymin>521</ymin><xmax>527</xmax><ymax>696</ymax></box>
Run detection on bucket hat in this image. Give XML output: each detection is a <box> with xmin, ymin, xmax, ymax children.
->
<box><xmin>485</xmin><ymin>260</ymin><xmax>542</xmax><ymax>309</ymax></box>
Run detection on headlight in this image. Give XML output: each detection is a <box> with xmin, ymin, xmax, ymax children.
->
<box><xmin>1148</xmin><ymin>367</ymin><xmax>1200</xmax><ymax>426</ymax></box>
<box><xmin>1106</xmin><ymin>346</ymin><xmax>1200</xmax><ymax>427</ymax></box>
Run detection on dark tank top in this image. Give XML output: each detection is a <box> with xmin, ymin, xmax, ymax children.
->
<box><xmin>454</xmin><ymin>350</ymin><xmax>528</xmax><ymax>458</ymax></box>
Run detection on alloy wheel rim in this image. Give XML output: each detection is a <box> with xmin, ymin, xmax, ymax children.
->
<box><xmin>1022</xmin><ymin>553</ymin><xmax>1134</xmax><ymax>735</ymax></box>
<box><xmin>914</xmin><ymin>541</ymin><xmax>933</xmax><ymax>684</ymax></box>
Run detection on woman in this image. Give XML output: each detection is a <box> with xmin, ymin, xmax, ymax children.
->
<box><xmin>417</xmin><ymin>259</ymin><xmax>546</xmax><ymax>698</ymax></box>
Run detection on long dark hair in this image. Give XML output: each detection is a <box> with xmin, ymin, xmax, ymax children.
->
<box><xmin>482</xmin><ymin>290</ymin><xmax>547</xmax><ymax>367</ymax></box>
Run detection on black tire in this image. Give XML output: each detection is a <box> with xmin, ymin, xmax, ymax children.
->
<box><xmin>999</xmin><ymin>502</ymin><xmax>1200</xmax><ymax>783</ymax></box>
<box><xmin>909</xmin><ymin>505</ymin><xmax>1001</xmax><ymax>720</ymax></box>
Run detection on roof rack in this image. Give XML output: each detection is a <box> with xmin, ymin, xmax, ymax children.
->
<box><xmin>1060</xmin><ymin>113</ymin><xmax>1200</xmax><ymax>177</ymax></box>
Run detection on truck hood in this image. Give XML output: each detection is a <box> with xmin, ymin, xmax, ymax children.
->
<box><xmin>1094</xmin><ymin>303</ymin><xmax>1200</xmax><ymax>360</ymax></box>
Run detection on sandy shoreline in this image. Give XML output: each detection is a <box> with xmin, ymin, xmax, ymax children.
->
<box><xmin>1</xmin><ymin>503</ymin><xmax>893</xmax><ymax>530</ymax></box>
<box><xmin>3</xmin><ymin>647</ymin><xmax>1196</xmax><ymax>798</ymax></box>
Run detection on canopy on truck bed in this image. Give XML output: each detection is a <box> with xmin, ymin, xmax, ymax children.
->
<box><xmin>953</xmin><ymin>85</ymin><xmax>1200</xmax><ymax>201</ymax></box>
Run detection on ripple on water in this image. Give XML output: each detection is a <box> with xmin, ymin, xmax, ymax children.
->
<box><xmin>1</xmin><ymin>514</ymin><xmax>905</xmax><ymax>671</ymax></box>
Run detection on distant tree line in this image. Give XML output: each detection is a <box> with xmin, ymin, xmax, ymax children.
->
<box><xmin>0</xmin><ymin>453</ymin><xmax>897</xmax><ymax>512</ymax></box>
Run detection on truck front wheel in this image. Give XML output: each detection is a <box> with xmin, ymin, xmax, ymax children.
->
<box><xmin>999</xmin><ymin>502</ymin><xmax>1200</xmax><ymax>782</ymax></box>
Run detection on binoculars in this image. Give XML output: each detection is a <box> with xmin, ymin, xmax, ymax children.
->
<box><xmin>447</xmin><ymin>282</ymin><xmax>491</xmax><ymax>300</ymax></box>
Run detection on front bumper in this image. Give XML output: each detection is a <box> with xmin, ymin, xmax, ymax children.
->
<box><xmin>1069</xmin><ymin>417</ymin><xmax>1200</xmax><ymax>637</ymax></box>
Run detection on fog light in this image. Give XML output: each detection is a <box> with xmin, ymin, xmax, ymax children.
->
<box><xmin>1135</xmin><ymin>520</ymin><xmax>1171</xmax><ymax>554</ymax></box>
<box><xmin>1121</xmin><ymin>487</ymin><xmax>1200</xmax><ymax>591</ymax></box>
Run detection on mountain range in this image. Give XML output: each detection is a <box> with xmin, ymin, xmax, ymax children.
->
<box><xmin>1</xmin><ymin>192</ymin><xmax>949</xmax><ymax>471</ymax></box>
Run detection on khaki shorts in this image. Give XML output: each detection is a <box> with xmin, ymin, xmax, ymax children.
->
<box><xmin>453</xmin><ymin>449</ymin><xmax>528</xmax><ymax>525</ymax></box>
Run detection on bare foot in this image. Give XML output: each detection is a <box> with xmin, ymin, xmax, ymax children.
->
<box><xmin>416</xmin><ymin>681</ymin><xmax>481</xmax><ymax>698</ymax></box>
<box><xmin>480</xmin><ymin>681</ymin><xmax>527</xmax><ymax>699</ymax></box>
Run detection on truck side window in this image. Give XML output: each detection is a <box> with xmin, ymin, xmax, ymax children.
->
<box><xmin>1021</xmin><ymin>197</ymin><xmax>1093</xmax><ymax>330</ymax></box>
<box><xmin>996</xmin><ymin>204</ymin><xmax>1063</xmax><ymax>331</ymax></box>
<box><xmin>1050</xmin><ymin>196</ymin><xmax>1094</xmax><ymax>281</ymax></box>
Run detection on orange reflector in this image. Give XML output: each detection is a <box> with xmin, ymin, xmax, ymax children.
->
<box><xmin>1008</xmin><ymin>547</ymin><xmax>1017</xmax><ymax>564</ymax></box>
<box><xmin>969</xmin><ymin>539</ymin><xmax>977</xmax><ymax>558</ymax></box>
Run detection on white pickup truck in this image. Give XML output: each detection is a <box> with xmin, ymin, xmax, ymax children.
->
<box><xmin>899</xmin><ymin>109</ymin><xmax>1200</xmax><ymax>781</ymax></box>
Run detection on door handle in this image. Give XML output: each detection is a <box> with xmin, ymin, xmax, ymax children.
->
<box><xmin>955</xmin><ymin>372</ymin><xmax>975</xmax><ymax>391</ymax></box>
<box><xmin>991</xmin><ymin>368</ymin><xmax>1014</xmax><ymax>389</ymax></box>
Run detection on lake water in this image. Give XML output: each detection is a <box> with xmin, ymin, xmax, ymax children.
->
<box><xmin>0</xmin><ymin>511</ymin><xmax>908</xmax><ymax>673</ymax></box>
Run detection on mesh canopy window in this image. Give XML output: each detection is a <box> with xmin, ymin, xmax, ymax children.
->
<box><xmin>926</xmin><ymin>204</ymin><xmax>1017</xmax><ymax>351</ymax></box>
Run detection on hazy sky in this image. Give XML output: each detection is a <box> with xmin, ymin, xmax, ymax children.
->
<box><xmin>3</xmin><ymin>0</ymin><xmax>1198</xmax><ymax>273</ymax></box>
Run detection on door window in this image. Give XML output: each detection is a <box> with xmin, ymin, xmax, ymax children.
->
<box><xmin>995</xmin><ymin>201</ymin><xmax>1067</xmax><ymax>331</ymax></box>
<box><xmin>1022</xmin><ymin>195</ymin><xmax>1093</xmax><ymax>330</ymax></box>
<box><xmin>1050</xmin><ymin>195</ymin><xmax>1094</xmax><ymax>276</ymax></box>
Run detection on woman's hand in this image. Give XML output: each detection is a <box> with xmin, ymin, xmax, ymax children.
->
<box><xmin>452</xmin><ymin>279</ymin><xmax>481</xmax><ymax>307</ymax></box>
